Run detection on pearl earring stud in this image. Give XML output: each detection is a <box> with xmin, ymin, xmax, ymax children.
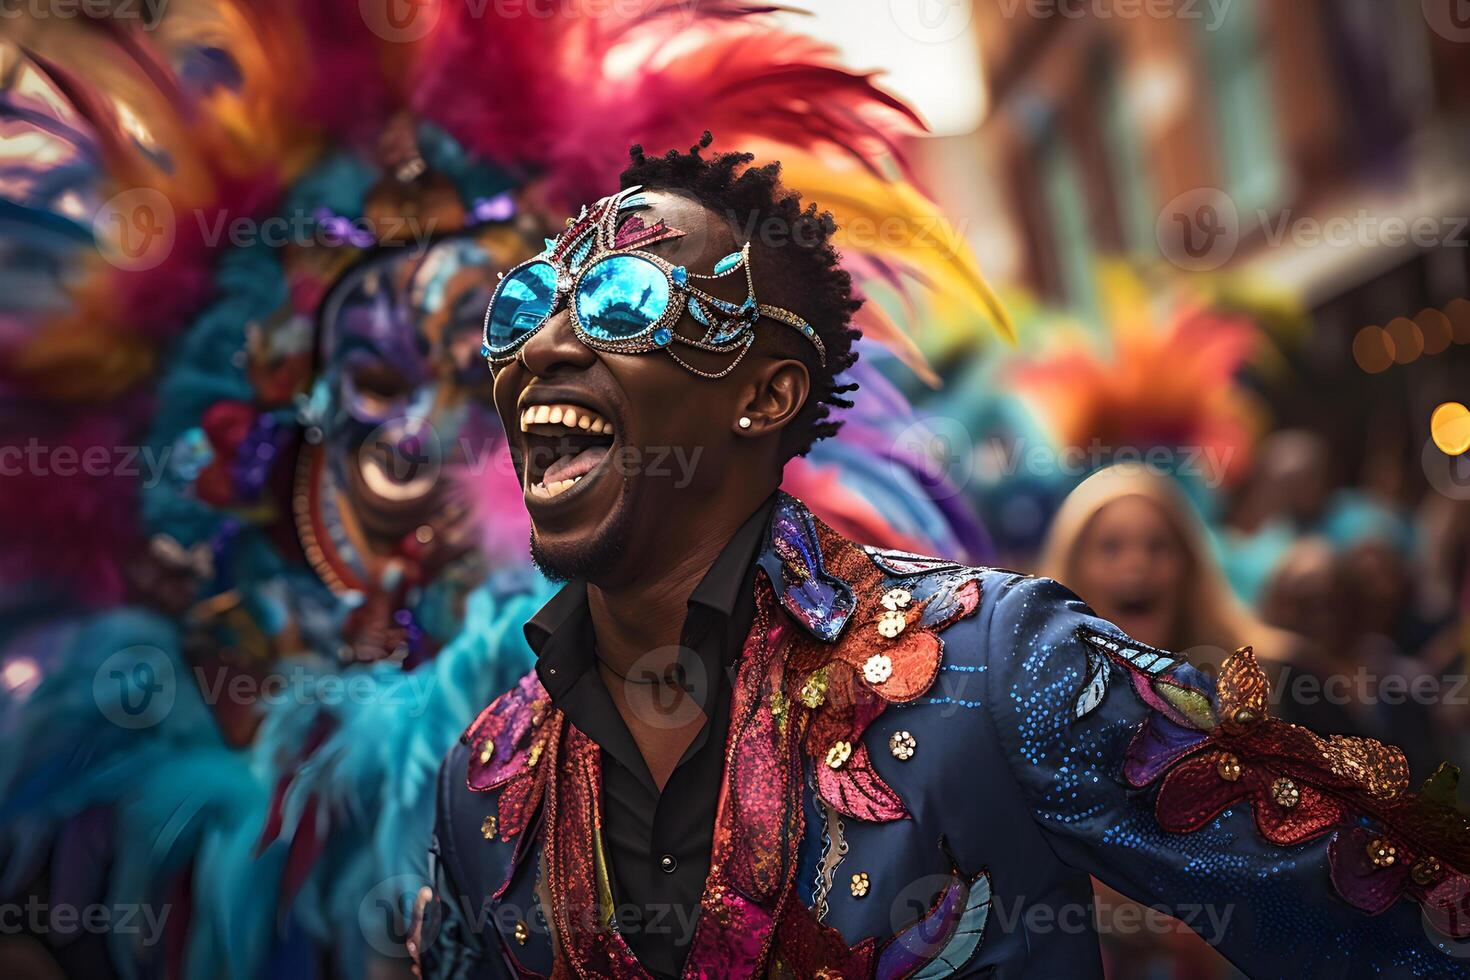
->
<box><xmin>738</xmin><ymin>416</ymin><xmax>752</xmax><ymax>429</ymax></box>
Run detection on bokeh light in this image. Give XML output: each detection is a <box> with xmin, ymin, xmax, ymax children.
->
<box><xmin>1431</xmin><ymin>402</ymin><xmax>1470</xmax><ymax>457</ymax></box>
<box><xmin>1386</xmin><ymin>316</ymin><xmax>1424</xmax><ymax>364</ymax></box>
<box><xmin>1416</xmin><ymin>308</ymin><xmax>1453</xmax><ymax>355</ymax></box>
<box><xmin>1351</xmin><ymin>325</ymin><xmax>1395</xmax><ymax>374</ymax></box>
<box><xmin>1448</xmin><ymin>297</ymin><xmax>1470</xmax><ymax>344</ymax></box>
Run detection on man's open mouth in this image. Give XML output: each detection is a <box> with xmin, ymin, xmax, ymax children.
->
<box><xmin>518</xmin><ymin>402</ymin><xmax>617</xmax><ymax>500</ymax></box>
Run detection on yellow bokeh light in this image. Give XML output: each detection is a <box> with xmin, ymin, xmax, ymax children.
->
<box><xmin>1431</xmin><ymin>402</ymin><xmax>1470</xmax><ymax>457</ymax></box>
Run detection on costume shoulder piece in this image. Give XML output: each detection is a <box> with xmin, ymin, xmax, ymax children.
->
<box><xmin>763</xmin><ymin>494</ymin><xmax>986</xmax><ymax>823</ymax></box>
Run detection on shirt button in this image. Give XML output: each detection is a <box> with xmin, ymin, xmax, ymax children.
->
<box><xmin>659</xmin><ymin>854</ymin><xmax>677</xmax><ymax>874</ymax></box>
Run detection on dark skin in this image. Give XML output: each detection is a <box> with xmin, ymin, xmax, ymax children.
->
<box><xmin>490</xmin><ymin>191</ymin><xmax>812</xmax><ymax>789</ymax></box>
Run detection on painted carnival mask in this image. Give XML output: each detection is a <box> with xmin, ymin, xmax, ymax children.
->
<box><xmin>297</xmin><ymin>224</ymin><xmax>533</xmax><ymax>635</ymax></box>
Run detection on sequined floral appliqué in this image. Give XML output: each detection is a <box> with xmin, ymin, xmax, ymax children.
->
<box><xmin>1076</xmin><ymin>627</ymin><xmax>1470</xmax><ymax>937</ymax></box>
<box><xmin>772</xmin><ymin>512</ymin><xmax>983</xmax><ymax>825</ymax></box>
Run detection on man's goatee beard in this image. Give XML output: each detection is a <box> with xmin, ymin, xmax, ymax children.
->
<box><xmin>527</xmin><ymin>500</ymin><xmax>634</xmax><ymax>584</ymax></box>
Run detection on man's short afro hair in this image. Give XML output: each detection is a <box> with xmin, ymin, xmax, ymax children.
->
<box><xmin>619</xmin><ymin>133</ymin><xmax>860</xmax><ymax>458</ymax></box>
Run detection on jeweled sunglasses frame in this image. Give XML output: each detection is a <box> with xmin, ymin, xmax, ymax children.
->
<box><xmin>481</xmin><ymin>186</ymin><xmax>825</xmax><ymax>379</ymax></box>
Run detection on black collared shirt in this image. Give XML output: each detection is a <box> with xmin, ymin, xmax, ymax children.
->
<box><xmin>524</xmin><ymin>496</ymin><xmax>774</xmax><ymax>979</ymax></box>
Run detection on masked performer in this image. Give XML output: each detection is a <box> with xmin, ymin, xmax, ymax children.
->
<box><xmin>423</xmin><ymin>146</ymin><xmax>1470</xmax><ymax>979</ymax></box>
<box><xmin>0</xmin><ymin>4</ymin><xmax>1003</xmax><ymax>978</ymax></box>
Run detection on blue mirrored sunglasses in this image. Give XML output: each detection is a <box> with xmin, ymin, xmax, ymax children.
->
<box><xmin>481</xmin><ymin>242</ymin><xmax>824</xmax><ymax>378</ymax></box>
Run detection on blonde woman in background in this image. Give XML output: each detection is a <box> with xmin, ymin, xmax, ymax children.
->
<box><xmin>1039</xmin><ymin>464</ymin><xmax>1295</xmax><ymax>672</ymax></box>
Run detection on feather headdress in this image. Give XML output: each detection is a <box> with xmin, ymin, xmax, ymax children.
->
<box><xmin>1</xmin><ymin>0</ymin><xmax>1009</xmax><ymax>602</ymax></box>
<box><xmin>1007</xmin><ymin>265</ymin><xmax>1264</xmax><ymax>491</ymax></box>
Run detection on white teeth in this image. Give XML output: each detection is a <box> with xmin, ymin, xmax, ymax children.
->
<box><xmin>530</xmin><ymin>474</ymin><xmax>584</xmax><ymax>499</ymax></box>
<box><xmin>518</xmin><ymin>403</ymin><xmax>612</xmax><ymax>435</ymax></box>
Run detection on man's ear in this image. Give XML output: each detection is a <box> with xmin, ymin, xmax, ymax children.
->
<box><xmin>732</xmin><ymin>357</ymin><xmax>810</xmax><ymax>437</ymax></box>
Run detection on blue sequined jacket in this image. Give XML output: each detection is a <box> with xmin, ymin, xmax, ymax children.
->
<box><xmin>423</xmin><ymin>494</ymin><xmax>1468</xmax><ymax>979</ymax></box>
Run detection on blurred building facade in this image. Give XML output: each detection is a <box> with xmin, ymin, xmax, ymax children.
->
<box><xmin>942</xmin><ymin>0</ymin><xmax>1470</xmax><ymax>506</ymax></box>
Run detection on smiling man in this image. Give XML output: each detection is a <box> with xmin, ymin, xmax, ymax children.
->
<box><xmin>419</xmin><ymin>141</ymin><xmax>1470</xmax><ymax>979</ymax></box>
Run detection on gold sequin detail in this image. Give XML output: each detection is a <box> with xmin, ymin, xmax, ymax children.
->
<box><xmin>526</xmin><ymin>741</ymin><xmax>543</xmax><ymax>769</ymax></box>
<box><xmin>889</xmin><ymin>730</ymin><xmax>917</xmax><ymax>761</ymax></box>
<box><xmin>863</xmin><ymin>654</ymin><xmax>893</xmax><ymax>685</ymax></box>
<box><xmin>513</xmin><ymin>920</ymin><xmax>529</xmax><ymax>944</ymax></box>
<box><xmin>799</xmin><ymin>668</ymin><xmax>829</xmax><ymax>709</ymax></box>
<box><xmin>1367</xmin><ymin>838</ymin><xmax>1397</xmax><ymax>868</ymax></box>
<box><xmin>880</xmin><ymin>588</ymin><xmax>912</xmax><ymax>611</ymax></box>
<box><xmin>849</xmin><ymin>872</ymin><xmax>870</xmax><ymax>898</ymax></box>
<box><xmin>1322</xmin><ymin>734</ymin><xmax>1409</xmax><ymax>800</ymax></box>
<box><xmin>1411</xmin><ymin>856</ymin><xmax>1443</xmax><ymax>886</ymax></box>
<box><xmin>1218</xmin><ymin>646</ymin><xmax>1269</xmax><ymax>726</ymax></box>
<box><xmin>1215</xmin><ymin>752</ymin><xmax>1243</xmax><ymax>782</ymax></box>
<box><xmin>481</xmin><ymin>815</ymin><xmax>497</xmax><ymax>839</ymax></box>
<box><xmin>478</xmin><ymin>738</ymin><xmax>495</xmax><ymax>765</ymax></box>
<box><xmin>769</xmin><ymin>689</ymin><xmax>789</xmax><ymax>727</ymax></box>
<box><xmin>876</xmin><ymin>609</ymin><xmax>907</xmax><ymax>638</ymax></box>
<box><xmin>826</xmin><ymin>740</ymin><xmax>853</xmax><ymax>770</ymax></box>
<box><xmin>1271</xmin><ymin>777</ymin><xmax>1300</xmax><ymax>809</ymax></box>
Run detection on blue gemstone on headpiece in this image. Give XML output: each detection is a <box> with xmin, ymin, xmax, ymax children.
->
<box><xmin>672</xmin><ymin>266</ymin><xmax>688</xmax><ymax>286</ymax></box>
<box><xmin>713</xmin><ymin>252</ymin><xmax>742</xmax><ymax>275</ymax></box>
<box><xmin>740</xmin><ymin>296</ymin><xmax>755</xmax><ymax>312</ymax></box>
<box><xmin>653</xmin><ymin>327</ymin><xmax>673</xmax><ymax>347</ymax></box>
<box><xmin>543</xmin><ymin>238</ymin><xmax>556</xmax><ymax>251</ymax></box>
<box><xmin>712</xmin><ymin>322</ymin><xmax>745</xmax><ymax>344</ymax></box>
<box><xmin>570</xmin><ymin>235</ymin><xmax>594</xmax><ymax>271</ymax></box>
<box><xmin>480</xmin><ymin>343</ymin><xmax>491</xmax><ymax>358</ymax></box>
